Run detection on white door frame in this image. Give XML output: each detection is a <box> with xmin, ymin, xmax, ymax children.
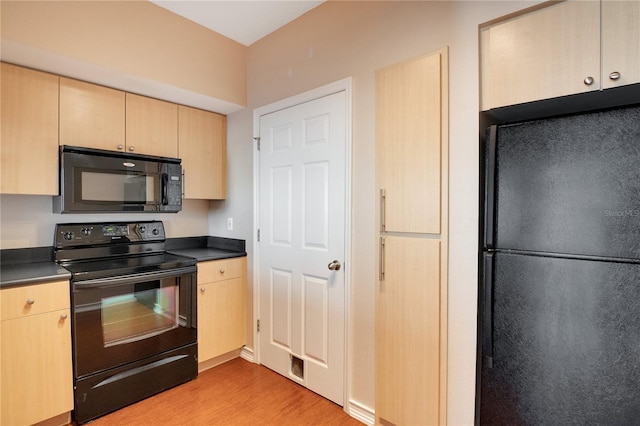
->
<box><xmin>252</xmin><ymin>77</ymin><xmax>352</xmax><ymax>408</ymax></box>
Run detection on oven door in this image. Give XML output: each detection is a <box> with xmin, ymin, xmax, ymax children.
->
<box><xmin>72</xmin><ymin>267</ymin><xmax>197</xmax><ymax>379</ymax></box>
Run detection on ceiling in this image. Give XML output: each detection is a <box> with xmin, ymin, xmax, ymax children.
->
<box><xmin>149</xmin><ymin>0</ymin><xmax>325</xmax><ymax>46</ymax></box>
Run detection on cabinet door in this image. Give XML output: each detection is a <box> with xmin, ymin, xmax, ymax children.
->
<box><xmin>376</xmin><ymin>237</ymin><xmax>441</xmax><ymax>426</ymax></box>
<box><xmin>197</xmin><ymin>258</ymin><xmax>246</xmax><ymax>362</ymax></box>
<box><xmin>212</xmin><ymin>277</ymin><xmax>246</xmax><ymax>356</ymax></box>
<box><xmin>197</xmin><ymin>280</ymin><xmax>216</xmax><ymax>362</ymax></box>
<box><xmin>178</xmin><ymin>106</ymin><xmax>227</xmax><ymax>199</ymax></box>
<box><xmin>1</xmin><ymin>309</ymin><xmax>73</xmax><ymax>425</ymax></box>
<box><xmin>376</xmin><ymin>52</ymin><xmax>443</xmax><ymax>234</ymax></box>
<box><xmin>481</xmin><ymin>1</ymin><xmax>600</xmax><ymax>110</ymax></box>
<box><xmin>60</xmin><ymin>77</ymin><xmax>125</xmax><ymax>151</ymax></box>
<box><xmin>602</xmin><ymin>0</ymin><xmax>640</xmax><ymax>89</ymax></box>
<box><xmin>1</xmin><ymin>62</ymin><xmax>59</xmax><ymax>195</ymax></box>
<box><xmin>198</xmin><ymin>279</ymin><xmax>246</xmax><ymax>361</ymax></box>
<box><xmin>126</xmin><ymin>93</ymin><xmax>178</xmax><ymax>158</ymax></box>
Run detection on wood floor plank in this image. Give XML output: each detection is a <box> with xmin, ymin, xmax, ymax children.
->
<box><xmin>82</xmin><ymin>358</ymin><xmax>363</xmax><ymax>425</ymax></box>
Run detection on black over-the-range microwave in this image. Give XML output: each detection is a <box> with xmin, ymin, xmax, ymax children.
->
<box><xmin>54</xmin><ymin>146</ymin><xmax>183</xmax><ymax>213</ymax></box>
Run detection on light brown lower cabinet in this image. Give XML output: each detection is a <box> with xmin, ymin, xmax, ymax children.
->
<box><xmin>1</xmin><ymin>280</ymin><xmax>73</xmax><ymax>425</ymax></box>
<box><xmin>197</xmin><ymin>257</ymin><xmax>247</xmax><ymax>364</ymax></box>
<box><xmin>376</xmin><ymin>237</ymin><xmax>442</xmax><ymax>425</ymax></box>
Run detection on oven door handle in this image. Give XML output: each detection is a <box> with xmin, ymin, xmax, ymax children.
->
<box><xmin>73</xmin><ymin>266</ymin><xmax>197</xmax><ymax>289</ymax></box>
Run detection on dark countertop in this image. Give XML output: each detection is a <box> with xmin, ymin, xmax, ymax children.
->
<box><xmin>0</xmin><ymin>247</ymin><xmax>71</xmax><ymax>288</ymax></box>
<box><xmin>166</xmin><ymin>236</ymin><xmax>247</xmax><ymax>262</ymax></box>
<box><xmin>1</xmin><ymin>237</ymin><xmax>246</xmax><ymax>288</ymax></box>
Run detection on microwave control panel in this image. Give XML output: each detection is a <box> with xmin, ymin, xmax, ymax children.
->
<box><xmin>162</xmin><ymin>163</ymin><xmax>182</xmax><ymax>211</ymax></box>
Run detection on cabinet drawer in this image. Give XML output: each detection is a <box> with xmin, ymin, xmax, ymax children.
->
<box><xmin>1</xmin><ymin>280</ymin><xmax>70</xmax><ymax>321</ymax></box>
<box><xmin>198</xmin><ymin>257</ymin><xmax>245</xmax><ymax>284</ymax></box>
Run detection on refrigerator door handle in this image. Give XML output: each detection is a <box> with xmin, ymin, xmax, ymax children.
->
<box><xmin>483</xmin><ymin>252</ymin><xmax>494</xmax><ymax>368</ymax></box>
<box><xmin>484</xmin><ymin>125</ymin><xmax>497</xmax><ymax>249</ymax></box>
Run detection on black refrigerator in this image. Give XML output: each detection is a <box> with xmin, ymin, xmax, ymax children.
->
<box><xmin>478</xmin><ymin>104</ymin><xmax>640</xmax><ymax>425</ymax></box>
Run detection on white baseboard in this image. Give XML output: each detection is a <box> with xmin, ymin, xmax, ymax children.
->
<box><xmin>240</xmin><ymin>346</ymin><xmax>255</xmax><ymax>363</ymax></box>
<box><xmin>347</xmin><ymin>399</ymin><xmax>375</xmax><ymax>425</ymax></box>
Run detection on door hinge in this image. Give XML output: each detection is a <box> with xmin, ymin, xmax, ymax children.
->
<box><xmin>257</xmin><ymin>319</ymin><xmax>260</xmax><ymax>333</ymax></box>
<box><xmin>257</xmin><ymin>229</ymin><xmax>260</xmax><ymax>242</ymax></box>
<box><xmin>254</xmin><ymin>136</ymin><xmax>261</xmax><ymax>151</ymax></box>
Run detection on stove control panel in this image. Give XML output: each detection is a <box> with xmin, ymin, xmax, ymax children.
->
<box><xmin>55</xmin><ymin>221</ymin><xmax>165</xmax><ymax>247</ymax></box>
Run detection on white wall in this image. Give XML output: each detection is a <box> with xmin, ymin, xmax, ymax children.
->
<box><xmin>212</xmin><ymin>1</ymin><xmax>542</xmax><ymax>424</ymax></box>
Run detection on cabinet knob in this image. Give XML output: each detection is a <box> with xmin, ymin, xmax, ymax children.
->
<box><xmin>200</xmin><ymin>287</ymin><xmax>206</xmax><ymax>293</ymax></box>
<box><xmin>220</xmin><ymin>269</ymin><xmax>225</xmax><ymax>274</ymax></box>
<box><xmin>60</xmin><ymin>313</ymin><xmax>68</xmax><ymax>320</ymax></box>
<box><xmin>26</xmin><ymin>298</ymin><xmax>35</xmax><ymax>305</ymax></box>
<box><xmin>117</xmin><ymin>144</ymin><xmax>124</xmax><ymax>150</ymax></box>
<box><xmin>129</xmin><ymin>146</ymin><xmax>135</xmax><ymax>152</ymax></box>
<box><xmin>609</xmin><ymin>71</ymin><xmax>621</xmax><ymax>81</ymax></box>
<box><xmin>583</xmin><ymin>76</ymin><xmax>595</xmax><ymax>86</ymax></box>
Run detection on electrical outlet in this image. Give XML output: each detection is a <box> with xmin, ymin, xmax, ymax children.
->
<box><xmin>227</xmin><ymin>217</ymin><xmax>233</xmax><ymax>231</ymax></box>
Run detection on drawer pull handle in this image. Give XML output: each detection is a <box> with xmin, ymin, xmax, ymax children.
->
<box><xmin>609</xmin><ymin>71</ymin><xmax>621</xmax><ymax>81</ymax></box>
<box><xmin>60</xmin><ymin>313</ymin><xmax>68</xmax><ymax>320</ymax></box>
<box><xmin>583</xmin><ymin>76</ymin><xmax>595</xmax><ymax>86</ymax></box>
<box><xmin>26</xmin><ymin>298</ymin><xmax>35</xmax><ymax>305</ymax></box>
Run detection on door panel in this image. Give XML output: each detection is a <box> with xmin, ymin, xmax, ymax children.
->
<box><xmin>493</xmin><ymin>105</ymin><xmax>640</xmax><ymax>259</ymax></box>
<box><xmin>270</xmin><ymin>268</ymin><xmax>292</xmax><ymax>349</ymax></box>
<box><xmin>259</xmin><ymin>91</ymin><xmax>346</xmax><ymax>405</ymax></box>
<box><xmin>481</xmin><ymin>252</ymin><xmax>640</xmax><ymax>424</ymax></box>
<box><xmin>304</xmin><ymin>274</ymin><xmax>329</xmax><ymax>365</ymax></box>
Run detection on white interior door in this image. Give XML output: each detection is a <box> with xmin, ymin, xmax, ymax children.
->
<box><xmin>258</xmin><ymin>90</ymin><xmax>347</xmax><ymax>406</ymax></box>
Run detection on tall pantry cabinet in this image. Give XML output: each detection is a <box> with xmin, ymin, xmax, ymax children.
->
<box><xmin>375</xmin><ymin>48</ymin><xmax>448</xmax><ymax>426</ymax></box>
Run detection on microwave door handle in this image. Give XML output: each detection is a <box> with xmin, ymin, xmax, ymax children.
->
<box><xmin>161</xmin><ymin>173</ymin><xmax>169</xmax><ymax>205</ymax></box>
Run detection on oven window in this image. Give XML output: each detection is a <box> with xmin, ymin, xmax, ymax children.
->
<box><xmin>81</xmin><ymin>171</ymin><xmax>155</xmax><ymax>203</ymax></box>
<box><xmin>101</xmin><ymin>285</ymin><xmax>178</xmax><ymax>347</ymax></box>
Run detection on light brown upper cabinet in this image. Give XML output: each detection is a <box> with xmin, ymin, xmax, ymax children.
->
<box><xmin>1</xmin><ymin>63</ymin><xmax>59</xmax><ymax>195</ymax></box>
<box><xmin>601</xmin><ymin>1</ymin><xmax>640</xmax><ymax>90</ymax></box>
<box><xmin>59</xmin><ymin>78</ymin><xmax>125</xmax><ymax>151</ymax></box>
<box><xmin>481</xmin><ymin>0</ymin><xmax>640</xmax><ymax>110</ymax></box>
<box><xmin>126</xmin><ymin>93</ymin><xmax>178</xmax><ymax>158</ymax></box>
<box><xmin>178</xmin><ymin>106</ymin><xmax>227</xmax><ymax>200</ymax></box>
<box><xmin>376</xmin><ymin>52</ymin><xmax>442</xmax><ymax>234</ymax></box>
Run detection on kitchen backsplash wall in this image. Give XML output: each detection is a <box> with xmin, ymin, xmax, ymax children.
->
<box><xmin>0</xmin><ymin>194</ymin><xmax>210</xmax><ymax>249</ymax></box>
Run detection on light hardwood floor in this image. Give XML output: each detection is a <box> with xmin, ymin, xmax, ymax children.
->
<box><xmin>82</xmin><ymin>358</ymin><xmax>363</xmax><ymax>425</ymax></box>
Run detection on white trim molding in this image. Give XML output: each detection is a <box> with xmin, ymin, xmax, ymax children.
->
<box><xmin>240</xmin><ymin>346</ymin><xmax>255</xmax><ymax>363</ymax></box>
<box><xmin>348</xmin><ymin>399</ymin><xmax>375</xmax><ymax>426</ymax></box>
